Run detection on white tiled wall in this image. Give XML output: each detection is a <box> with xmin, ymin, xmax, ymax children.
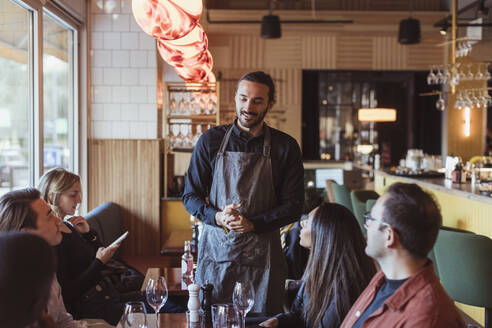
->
<box><xmin>90</xmin><ymin>0</ymin><xmax>157</xmax><ymax>139</ymax></box>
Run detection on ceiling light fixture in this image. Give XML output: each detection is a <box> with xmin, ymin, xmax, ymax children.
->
<box><xmin>261</xmin><ymin>0</ymin><xmax>281</xmax><ymax>39</ymax></box>
<box><xmin>398</xmin><ymin>17</ymin><xmax>421</xmax><ymax>44</ymax></box>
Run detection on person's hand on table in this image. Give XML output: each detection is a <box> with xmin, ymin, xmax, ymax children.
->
<box><xmin>67</xmin><ymin>215</ymin><xmax>90</xmax><ymax>234</ymax></box>
<box><xmin>259</xmin><ymin>318</ymin><xmax>279</xmax><ymax>327</ymax></box>
<box><xmin>95</xmin><ymin>244</ymin><xmax>119</xmax><ymax>264</ymax></box>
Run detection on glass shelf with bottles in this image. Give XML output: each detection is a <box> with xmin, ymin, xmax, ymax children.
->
<box><xmin>165</xmin><ymin>82</ymin><xmax>219</xmax><ymax>152</ymax></box>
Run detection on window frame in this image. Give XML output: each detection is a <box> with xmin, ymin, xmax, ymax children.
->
<box><xmin>4</xmin><ymin>0</ymin><xmax>82</xmax><ymax>188</ymax></box>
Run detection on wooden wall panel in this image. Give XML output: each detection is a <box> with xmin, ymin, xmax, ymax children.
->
<box><xmin>263</xmin><ymin>36</ymin><xmax>302</xmax><ymax>68</ymax></box>
<box><xmin>301</xmin><ymin>35</ymin><xmax>337</xmax><ymax>69</ymax></box>
<box><xmin>230</xmin><ymin>35</ymin><xmax>264</xmax><ymax>69</ymax></box>
<box><xmin>88</xmin><ymin>139</ymin><xmax>161</xmax><ymax>256</ymax></box>
<box><xmin>336</xmin><ymin>36</ymin><xmax>373</xmax><ymax>69</ymax></box>
<box><xmin>407</xmin><ymin>36</ymin><xmax>444</xmax><ymax>69</ymax></box>
<box><xmin>372</xmin><ymin>36</ymin><xmax>407</xmax><ymax>70</ymax></box>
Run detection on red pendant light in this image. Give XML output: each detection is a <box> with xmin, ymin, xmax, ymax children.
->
<box><xmin>156</xmin><ymin>24</ymin><xmax>208</xmax><ymax>66</ymax></box>
<box><xmin>132</xmin><ymin>0</ymin><xmax>201</xmax><ymax>41</ymax></box>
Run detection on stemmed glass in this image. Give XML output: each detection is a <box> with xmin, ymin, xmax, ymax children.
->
<box><xmin>484</xmin><ymin>63</ymin><xmax>491</xmax><ymax>81</ymax></box>
<box><xmin>427</xmin><ymin>65</ymin><xmax>436</xmax><ymax>85</ymax></box>
<box><xmin>475</xmin><ymin>63</ymin><xmax>484</xmax><ymax>81</ymax></box>
<box><xmin>145</xmin><ymin>276</ymin><xmax>168</xmax><ymax>328</ymax></box>
<box><xmin>466</xmin><ymin>63</ymin><xmax>474</xmax><ymax>81</ymax></box>
<box><xmin>435</xmin><ymin>93</ymin><xmax>445</xmax><ymax>111</ymax></box>
<box><xmin>232</xmin><ymin>281</ymin><xmax>255</xmax><ymax>328</ymax></box>
<box><xmin>120</xmin><ymin>302</ymin><xmax>148</xmax><ymax>328</ymax></box>
<box><xmin>435</xmin><ymin>65</ymin><xmax>445</xmax><ymax>84</ymax></box>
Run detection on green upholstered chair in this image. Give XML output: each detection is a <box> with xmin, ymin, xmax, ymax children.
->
<box><xmin>331</xmin><ymin>183</ymin><xmax>353</xmax><ymax>213</ymax></box>
<box><xmin>434</xmin><ymin>229</ymin><xmax>492</xmax><ymax>328</ymax></box>
<box><xmin>350</xmin><ymin>190</ymin><xmax>379</xmax><ymax>234</ymax></box>
<box><xmin>366</xmin><ymin>199</ymin><xmax>377</xmax><ymax>212</ymax></box>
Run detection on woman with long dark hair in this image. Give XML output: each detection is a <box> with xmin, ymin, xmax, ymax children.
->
<box><xmin>260</xmin><ymin>202</ymin><xmax>376</xmax><ymax>328</ymax></box>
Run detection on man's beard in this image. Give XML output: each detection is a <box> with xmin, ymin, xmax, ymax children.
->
<box><xmin>236</xmin><ymin>105</ymin><xmax>268</xmax><ymax>129</ymax></box>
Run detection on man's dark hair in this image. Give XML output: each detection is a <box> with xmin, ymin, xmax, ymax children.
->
<box><xmin>237</xmin><ymin>71</ymin><xmax>275</xmax><ymax>102</ymax></box>
<box><xmin>382</xmin><ymin>183</ymin><xmax>442</xmax><ymax>258</ymax></box>
<box><xmin>0</xmin><ymin>232</ymin><xmax>56</xmax><ymax>327</ymax></box>
<box><xmin>0</xmin><ymin>188</ymin><xmax>40</xmax><ymax>232</ymax></box>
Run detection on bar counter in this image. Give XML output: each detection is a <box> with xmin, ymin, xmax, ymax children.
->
<box><xmin>375</xmin><ymin>169</ymin><xmax>491</xmax><ymax>324</ymax></box>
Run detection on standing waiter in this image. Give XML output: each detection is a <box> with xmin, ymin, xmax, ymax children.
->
<box><xmin>182</xmin><ymin>71</ymin><xmax>304</xmax><ymax>314</ymax></box>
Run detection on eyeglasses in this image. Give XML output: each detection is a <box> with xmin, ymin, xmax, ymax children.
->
<box><xmin>363</xmin><ymin>212</ymin><xmax>390</xmax><ymax>229</ymax></box>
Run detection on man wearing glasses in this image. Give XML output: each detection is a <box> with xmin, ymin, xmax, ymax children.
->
<box><xmin>341</xmin><ymin>182</ymin><xmax>464</xmax><ymax>328</ymax></box>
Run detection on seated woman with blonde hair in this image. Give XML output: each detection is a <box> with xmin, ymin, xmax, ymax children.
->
<box><xmin>260</xmin><ymin>202</ymin><xmax>376</xmax><ymax>328</ymax></box>
<box><xmin>38</xmin><ymin>168</ymin><xmax>145</xmax><ymax>325</ymax></box>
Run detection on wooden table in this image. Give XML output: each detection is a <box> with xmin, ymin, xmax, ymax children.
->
<box><xmin>141</xmin><ymin>267</ymin><xmax>189</xmax><ymax>296</ymax></box>
<box><xmin>116</xmin><ymin>313</ymin><xmax>186</xmax><ymax>328</ymax></box>
<box><xmin>160</xmin><ymin>230</ymin><xmax>193</xmax><ymax>257</ymax></box>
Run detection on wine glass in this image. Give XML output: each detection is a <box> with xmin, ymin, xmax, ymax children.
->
<box><xmin>427</xmin><ymin>65</ymin><xmax>436</xmax><ymax>85</ymax></box>
<box><xmin>435</xmin><ymin>93</ymin><xmax>445</xmax><ymax>111</ymax></box>
<box><xmin>145</xmin><ymin>276</ymin><xmax>168</xmax><ymax>328</ymax></box>
<box><xmin>120</xmin><ymin>302</ymin><xmax>148</xmax><ymax>328</ymax></box>
<box><xmin>232</xmin><ymin>281</ymin><xmax>255</xmax><ymax>328</ymax></box>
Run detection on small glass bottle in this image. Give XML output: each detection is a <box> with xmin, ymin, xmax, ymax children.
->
<box><xmin>182</xmin><ymin>241</ymin><xmax>194</xmax><ymax>285</ymax></box>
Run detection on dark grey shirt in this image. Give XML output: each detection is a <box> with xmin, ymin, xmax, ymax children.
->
<box><xmin>182</xmin><ymin>121</ymin><xmax>304</xmax><ymax>233</ymax></box>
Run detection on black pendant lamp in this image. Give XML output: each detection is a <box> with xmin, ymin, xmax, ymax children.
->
<box><xmin>398</xmin><ymin>17</ymin><xmax>421</xmax><ymax>44</ymax></box>
<box><xmin>261</xmin><ymin>14</ymin><xmax>281</xmax><ymax>39</ymax></box>
<box><xmin>261</xmin><ymin>0</ymin><xmax>281</xmax><ymax>39</ymax></box>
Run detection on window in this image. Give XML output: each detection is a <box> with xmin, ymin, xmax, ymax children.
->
<box><xmin>0</xmin><ymin>0</ymin><xmax>78</xmax><ymax>196</ymax></box>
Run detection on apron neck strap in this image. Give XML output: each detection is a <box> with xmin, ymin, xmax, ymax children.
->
<box><xmin>218</xmin><ymin>124</ymin><xmax>272</xmax><ymax>157</ymax></box>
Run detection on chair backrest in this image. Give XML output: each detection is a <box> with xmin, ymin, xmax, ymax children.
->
<box><xmin>325</xmin><ymin>180</ymin><xmax>336</xmax><ymax>203</ymax></box>
<box><xmin>331</xmin><ymin>183</ymin><xmax>353</xmax><ymax>213</ymax></box>
<box><xmin>366</xmin><ymin>199</ymin><xmax>377</xmax><ymax>212</ymax></box>
<box><xmin>350</xmin><ymin>190</ymin><xmax>379</xmax><ymax>234</ymax></box>
<box><xmin>434</xmin><ymin>229</ymin><xmax>492</xmax><ymax>309</ymax></box>
<box><xmin>85</xmin><ymin>202</ymin><xmax>124</xmax><ymax>247</ymax></box>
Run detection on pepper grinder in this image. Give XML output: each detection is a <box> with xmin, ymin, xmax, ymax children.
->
<box><xmin>201</xmin><ymin>283</ymin><xmax>214</xmax><ymax>328</ymax></box>
<box><xmin>187</xmin><ymin>281</ymin><xmax>201</xmax><ymax>324</ymax></box>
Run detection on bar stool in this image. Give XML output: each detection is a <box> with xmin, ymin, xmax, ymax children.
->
<box><xmin>434</xmin><ymin>229</ymin><xmax>492</xmax><ymax>328</ymax></box>
<box><xmin>331</xmin><ymin>183</ymin><xmax>353</xmax><ymax>213</ymax></box>
<box><xmin>350</xmin><ymin>190</ymin><xmax>379</xmax><ymax>235</ymax></box>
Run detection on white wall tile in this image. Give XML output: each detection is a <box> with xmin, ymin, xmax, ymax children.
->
<box><xmin>139</xmin><ymin>68</ymin><xmax>156</xmax><ymax>86</ymax></box>
<box><xmin>130</xmin><ymin>50</ymin><xmax>148</xmax><ymax>68</ymax></box>
<box><xmin>138</xmin><ymin>104</ymin><xmax>156</xmax><ymax>121</ymax></box>
<box><xmin>131</xmin><ymin>86</ymin><xmax>148</xmax><ymax>104</ymax></box>
<box><xmin>146</xmin><ymin>122</ymin><xmax>157</xmax><ymax>138</ymax></box>
<box><xmin>92</xmin><ymin>50</ymin><xmax>111</xmax><ymax>67</ymax></box>
<box><xmin>121</xmin><ymin>32</ymin><xmax>139</xmax><ymax>50</ymax></box>
<box><xmin>103</xmin><ymin>32</ymin><xmax>121</xmax><ymax>49</ymax></box>
<box><xmin>112</xmin><ymin>14</ymin><xmax>130</xmax><ymax>32</ymax></box>
<box><xmin>112</xmin><ymin>50</ymin><xmax>130</xmax><ymax>67</ymax></box>
<box><xmin>91</xmin><ymin>67</ymin><xmax>104</xmax><ymax>85</ymax></box>
<box><xmin>121</xmin><ymin>68</ymin><xmax>139</xmax><ymax>85</ymax></box>
<box><xmin>130</xmin><ymin>121</ymin><xmax>147</xmax><ymax>139</ymax></box>
<box><xmin>148</xmin><ymin>51</ymin><xmax>157</xmax><ymax>68</ymax></box>
<box><xmin>120</xmin><ymin>0</ymin><xmax>132</xmax><ymax>14</ymax></box>
<box><xmin>92</xmin><ymin>121</ymin><xmax>113</xmax><ymax>138</ymax></box>
<box><xmin>103</xmin><ymin>67</ymin><xmax>121</xmax><ymax>85</ymax></box>
<box><xmin>147</xmin><ymin>87</ymin><xmax>157</xmax><ymax>103</ymax></box>
<box><xmin>130</xmin><ymin>15</ymin><xmax>142</xmax><ymax>32</ymax></box>
<box><xmin>93</xmin><ymin>86</ymin><xmax>112</xmax><ymax>104</ymax></box>
<box><xmin>93</xmin><ymin>14</ymin><xmax>112</xmax><ymax>32</ymax></box>
<box><xmin>104</xmin><ymin>104</ymin><xmax>121</xmax><ymax>121</ymax></box>
<box><xmin>112</xmin><ymin>86</ymin><xmax>130</xmax><ymax>103</ymax></box>
<box><xmin>92</xmin><ymin>32</ymin><xmax>104</xmax><ymax>49</ymax></box>
<box><xmin>121</xmin><ymin>104</ymin><xmax>139</xmax><ymax>121</ymax></box>
<box><xmin>91</xmin><ymin>104</ymin><xmax>105</xmax><ymax>120</ymax></box>
<box><xmin>139</xmin><ymin>33</ymin><xmax>155</xmax><ymax>50</ymax></box>
<box><xmin>112</xmin><ymin>121</ymin><xmax>130</xmax><ymax>138</ymax></box>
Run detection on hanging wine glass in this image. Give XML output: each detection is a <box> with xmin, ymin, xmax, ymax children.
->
<box><xmin>436</xmin><ymin>65</ymin><xmax>445</xmax><ymax>84</ymax></box>
<box><xmin>449</xmin><ymin>63</ymin><xmax>460</xmax><ymax>87</ymax></box>
<box><xmin>484</xmin><ymin>63</ymin><xmax>491</xmax><ymax>81</ymax></box>
<box><xmin>427</xmin><ymin>65</ymin><xmax>437</xmax><ymax>85</ymax></box>
<box><xmin>466</xmin><ymin>63</ymin><xmax>474</xmax><ymax>81</ymax></box>
<box><xmin>444</xmin><ymin>64</ymin><xmax>451</xmax><ymax>84</ymax></box>
<box><xmin>475</xmin><ymin>63</ymin><xmax>484</xmax><ymax>81</ymax></box>
<box><xmin>172</xmin><ymin>124</ymin><xmax>182</xmax><ymax>148</ymax></box>
<box><xmin>455</xmin><ymin>91</ymin><xmax>464</xmax><ymax>111</ymax></box>
<box><xmin>180</xmin><ymin>124</ymin><xmax>191</xmax><ymax>148</ymax></box>
<box><xmin>458</xmin><ymin>63</ymin><xmax>466</xmax><ymax>81</ymax></box>
<box><xmin>463</xmin><ymin>90</ymin><xmax>473</xmax><ymax>108</ymax></box>
<box><xmin>193</xmin><ymin>124</ymin><xmax>203</xmax><ymax>147</ymax></box>
<box><xmin>435</xmin><ymin>93</ymin><xmax>445</xmax><ymax>111</ymax></box>
<box><xmin>470</xmin><ymin>89</ymin><xmax>481</xmax><ymax>108</ymax></box>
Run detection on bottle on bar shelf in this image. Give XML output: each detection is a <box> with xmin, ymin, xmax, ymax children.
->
<box><xmin>182</xmin><ymin>240</ymin><xmax>194</xmax><ymax>285</ymax></box>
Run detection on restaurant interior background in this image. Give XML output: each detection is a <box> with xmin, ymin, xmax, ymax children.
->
<box><xmin>1</xmin><ymin>0</ymin><xmax>492</xmax><ymax>323</ymax></box>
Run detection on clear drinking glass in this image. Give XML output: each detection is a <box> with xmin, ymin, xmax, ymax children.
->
<box><xmin>120</xmin><ymin>301</ymin><xmax>148</xmax><ymax>328</ymax></box>
<box><xmin>427</xmin><ymin>65</ymin><xmax>436</xmax><ymax>85</ymax></box>
<box><xmin>435</xmin><ymin>93</ymin><xmax>445</xmax><ymax>111</ymax></box>
<box><xmin>145</xmin><ymin>276</ymin><xmax>168</xmax><ymax>328</ymax></box>
<box><xmin>232</xmin><ymin>281</ymin><xmax>255</xmax><ymax>328</ymax></box>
